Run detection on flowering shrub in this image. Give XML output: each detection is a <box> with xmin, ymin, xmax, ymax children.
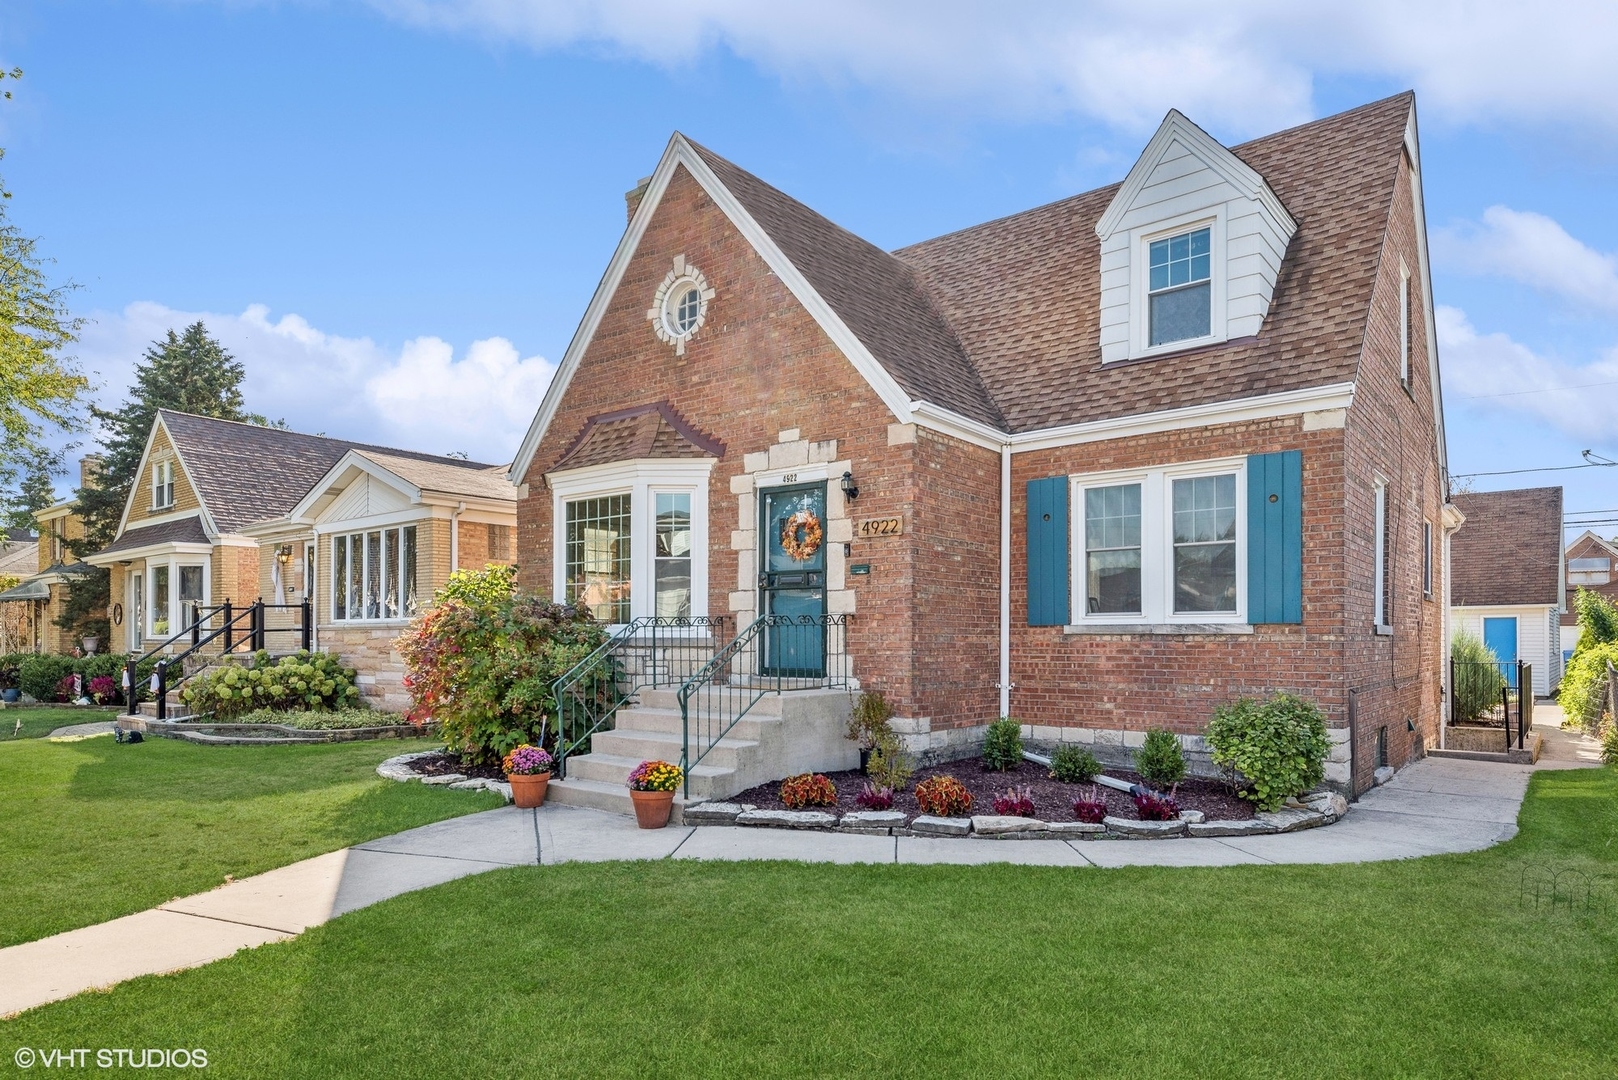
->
<box><xmin>502</xmin><ymin>744</ymin><xmax>554</xmax><ymax>776</ymax></box>
<box><xmin>915</xmin><ymin>775</ymin><xmax>973</xmax><ymax>817</ymax></box>
<box><xmin>781</xmin><ymin>773</ymin><xmax>838</xmax><ymax>808</ymax></box>
<box><xmin>854</xmin><ymin>782</ymin><xmax>894</xmax><ymax>810</ymax></box>
<box><xmin>394</xmin><ymin>565</ymin><xmax>608</xmax><ymax>766</ymax></box>
<box><xmin>55</xmin><ymin>673</ymin><xmax>82</xmax><ymax>702</ymax></box>
<box><xmin>180</xmin><ymin>651</ymin><xmax>359</xmax><ymax>720</ymax></box>
<box><xmin>87</xmin><ymin>675</ymin><xmax>119</xmax><ymax>705</ymax></box>
<box><xmin>1133</xmin><ymin>791</ymin><xmax>1180</xmax><ymax>821</ymax></box>
<box><xmin>992</xmin><ymin>785</ymin><xmax>1036</xmax><ymax>817</ymax></box>
<box><xmin>1072</xmin><ymin>787</ymin><xmax>1108</xmax><ymax>824</ymax></box>
<box><xmin>627</xmin><ymin>759</ymin><xmax>682</xmax><ymax>792</ymax></box>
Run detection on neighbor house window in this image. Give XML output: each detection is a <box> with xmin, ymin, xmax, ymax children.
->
<box><xmin>1569</xmin><ymin>557</ymin><xmax>1611</xmax><ymax>586</ymax></box>
<box><xmin>566</xmin><ymin>495</ymin><xmax>632</xmax><ymax>624</ymax></box>
<box><xmin>654</xmin><ymin>492</ymin><xmax>693</xmax><ymax>618</ymax></box>
<box><xmin>1148</xmin><ymin>226</ymin><xmax>1212</xmax><ymax>347</ymax></box>
<box><xmin>1422</xmin><ymin>520</ymin><xmax>1433</xmax><ymax>599</ymax></box>
<box><xmin>1374</xmin><ymin>482</ymin><xmax>1391</xmax><ymax>630</ymax></box>
<box><xmin>331</xmin><ymin>525</ymin><xmax>418</xmax><ymax>622</ymax></box>
<box><xmin>1072</xmin><ymin>461</ymin><xmax>1244</xmax><ymax>624</ymax></box>
<box><xmin>1083</xmin><ymin>483</ymin><xmax>1142</xmax><ymax>614</ymax></box>
<box><xmin>152</xmin><ymin>460</ymin><xmax>175</xmax><ymax>509</ymax></box>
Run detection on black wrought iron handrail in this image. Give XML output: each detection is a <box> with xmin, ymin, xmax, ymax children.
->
<box><xmin>548</xmin><ymin>615</ymin><xmax>730</xmax><ymax>778</ymax></box>
<box><xmin>124</xmin><ymin>598</ymin><xmax>313</xmax><ymax>720</ymax></box>
<box><xmin>676</xmin><ymin>613</ymin><xmax>851</xmax><ymax>798</ymax></box>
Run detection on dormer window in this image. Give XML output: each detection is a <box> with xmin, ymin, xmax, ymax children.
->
<box><xmin>1148</xmin><ymin>227</ymin><xmax>1212</xmax><ymax>347</ymax></box>
<box><xmin>152</xmin><ymin>460</ymin><xmax>175</xmax><ymax>510</ymax></box>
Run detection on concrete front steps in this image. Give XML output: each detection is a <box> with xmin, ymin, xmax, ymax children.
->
<box><xmin>547</xmin><ymin>686</ymin><xmax>856</xmax><ymax>822</ymax></box>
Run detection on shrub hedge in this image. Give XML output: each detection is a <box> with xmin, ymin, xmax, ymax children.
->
<box><xmin>1206</xmin><ymin>692</ymin><xmax>1330</xmax><ymax>811</ymax></box>
<box><xmin>180</xmin><ymin>651</ymin><xmax>360</xmax><ymax>720</ymax></box>
<box><xmin>0</xmin><ymin>652</ymin><xmax>160</xmax><ymax>704</ymax></box>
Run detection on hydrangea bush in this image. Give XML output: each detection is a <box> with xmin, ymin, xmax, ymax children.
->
<box><xmin>1206</xmin><ymin>692</ymin><xmax>1330</xmax><ymax>811</ymax></box>
<box><xmin>180</xmin><ymin>650</ymin><xmax>359</xmax><ymax>720</ymax></box>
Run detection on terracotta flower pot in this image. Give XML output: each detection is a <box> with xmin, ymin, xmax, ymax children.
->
<box><xmin>507</xmin><ymin>772</ymin><xmax>551</xmax><ymax>809</ymax></box>
<box><xmin>630</xmin><ymin>788</ymin><xmax>676</xmax><ymax>829</ymax></box>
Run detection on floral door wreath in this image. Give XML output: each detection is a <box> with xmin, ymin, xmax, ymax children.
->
<box><xmin>780</xmin><ymin>509</ymin><xmax>824</xmax><ymax>562</ymax></box>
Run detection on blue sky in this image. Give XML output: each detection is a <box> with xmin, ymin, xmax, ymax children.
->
<box><xmin>5</xmin><ymin>1</ymin><xmax>1618</xmax><ymax>536</ymax></box>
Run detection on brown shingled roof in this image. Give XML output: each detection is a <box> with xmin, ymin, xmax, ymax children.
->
<box><xmin>553</xmin><ymin>401</ymin><xmax>725</xmax><ymax>473</ymax></box>
<box><xmin>1451</xmin><ymin>487</ymin><xmax>1564</xmax><ymax>607</ymax></box>
<box><xmin>98</xmin><ymin>514</ymin><xmax>211</xmax><ymax>556</ymax></box>
<box><xmin>686</xmin><ymin>92</ymin><xmax>1414</xmax><ymax>435</ymax></box>
<box><xmin>158</xmin><ymin>411</ymin><xmax>503</xmax><ymax>533</ymax></box>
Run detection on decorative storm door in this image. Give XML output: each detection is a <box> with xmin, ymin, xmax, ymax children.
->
<box><xmin>759</xmin><ymin>482</ymin><xmax>827</xmax><ymax>677</ymax></box>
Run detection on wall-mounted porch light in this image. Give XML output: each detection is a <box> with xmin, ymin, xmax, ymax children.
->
<box><xmin>840</xmin><ymin>470</ymin><xmax>859</xmax><ymax>503</ymax></box>
<box><xmin>276</xmin><ymin>545</ymin><xmax>293</xmax><ymax>566</ymax></box>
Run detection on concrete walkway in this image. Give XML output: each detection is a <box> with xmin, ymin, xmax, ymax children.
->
<box><xmin>1</xmin><ymin>740</ymin><xmax>1601</xmax><ymax>1018</ymax></box>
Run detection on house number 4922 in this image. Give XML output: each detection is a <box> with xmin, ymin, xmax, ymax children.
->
<box><xmin>857</xmin><ymin>517</ymin><xmax>903</xmax><ymax>538</ymax></box>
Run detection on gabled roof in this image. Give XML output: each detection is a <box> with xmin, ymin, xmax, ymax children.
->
<box><xmin>151</xmin><ymin>411</ymin><xmax>503</xmax><ymax>534</ymax></box>
<box><xmin>98</xmin><ymin>515</ymin><xmax>212</xmax><ymax>557</ymax></box>
<box><xmin>351</xmin><ymin>451</ymin><xmax>517</xmax><ymax>503</ymax></box>
<box><xmin>1565</xmin><ymin>530</ymin><xmax>1618</xmax><ymax>561</ymax></box>
<box><xmin>552</xmin><ymin>401</ymin><xmax>725</xmax><ymax>473</ymax></box>
<box><xmin>1451</xmin><ymin>487</ymin><xmax>1564</xmax><ymax>608</ymax></box>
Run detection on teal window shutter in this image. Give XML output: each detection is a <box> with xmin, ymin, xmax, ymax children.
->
<box><xmin>1026</xmin><ymin>477</ymin><xmax>1070</xmax><ymax>626</ymax></box>
<box><xmin>1246</xmin><ymin>451</ymin><xmax>1303</xmax><ymax>624</ymax></box>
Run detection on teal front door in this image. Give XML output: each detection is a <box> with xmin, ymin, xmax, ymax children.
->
<box><xmin>760</xmin><ymin>482</ymin><xmax>827</xmax><ymax>677</ymax></box>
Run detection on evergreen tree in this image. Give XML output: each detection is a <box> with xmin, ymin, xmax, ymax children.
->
<box><xmin>1</xmin><ymin>447</ymin><xmax>62</xmax><ymax>533</ymax></box>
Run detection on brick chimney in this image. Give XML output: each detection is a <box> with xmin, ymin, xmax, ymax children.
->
<box><xmin>625</xmin><ymin>176</ymin><xmax>653</xmax><ymax>222</ymax></box>
<box><xmin>78</xmin><ymin>454</ymin><xmax>104</xmax><ymax>490</ymax></box>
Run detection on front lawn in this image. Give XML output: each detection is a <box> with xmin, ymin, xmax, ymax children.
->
<box><xmin>0</xmin><ymin>735</ymin><xmax>501</xmax><ymax>948</ymax></box>
<box><xmin>0</xmin><ymin>705</ymin><xmax>119</xmax><ymax>742</ymax></box>
<box><xmin>4</xmin><ymin>768</ymin><xmax>1616</xmax><ymax>1077</ymax></box>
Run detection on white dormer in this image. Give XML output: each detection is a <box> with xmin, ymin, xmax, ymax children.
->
<box><xmin>1096</xmin><ymin>110</ymin><xmax>1297</xmax><ymax>364</ymax></box>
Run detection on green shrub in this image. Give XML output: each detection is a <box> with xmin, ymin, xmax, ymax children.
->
<box><xmin>1558</xmin><ymin>639</ymin><xmax>1618</xmax><ymax>734</ymax></box>
<box><xmin>1450</xmin><ymin>631</ymin><xmax>1507</xmax><ymax>722</ymax></box>
<box><xmin>1048</xmin><ymin>744</ymin><xmax>1102</xmax><ymax>784</ymax></box>
<box><xmin>1206</xmin><ymin>693</ymin><xmax>1331</xmax><ymax>811</ymax></box>
<box><xmin>846</xmin><ymin>689</ymin><xmax>894</xmax><ymax>749</ymax></box>
<box><xmin>75</xmin><ymin>653</ymin><xmax>129</xmax><ymax>681</ymax></box>
<box><xmin>232</xmin><ymin>706</ymin><xmax>408</xmax><ymax>730</ymax></box>
<box><xmin>18</xmin><ymin>654</ymin><xmax>75</xmax><ymax>701</ymax></box>
<box><xmin>865</xmin><ymin>731</ymin><xmax>914</xmax><ymax>793</ymax></box>
<box><xmin>180</xmin><ymin>650</ymin><xmax>360</xmax><ymax>720</ymax></box>
<box><xmin>395</xmin><ymin>564</ymin><xmax>609</xmax><ymax>766</ymax></box>
<box><xmin>0</xmin><ymin>652</ymin><xmax>26</xmax><ymax>690</ymax></box>
<box><xmin>1134</xmin><ymin>728</ymin><xmax>1187</xmax><ymax>791</ymax></box>
<box><xmin>1571</xmin><ymin>588</ymin><xmax>1618</xmax><ymax>659</ymax></box>
<box><xmin>981</xmin><ymin>717</ymin><xmax>1023</xmax><ymax>771</ymax></box>
<box><xmin>1601</xmin><ymin>721</ymin><xmax>1618</xmax><ymax>766</ymax></box>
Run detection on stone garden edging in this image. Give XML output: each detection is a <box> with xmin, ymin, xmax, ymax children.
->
<box><xmin>684</xmin><ymin>790</ymin><xmax>1349</xmax><ymax>839</ymax></box>
<box><xmin>376</xmin><ymin>749</ymin><xmax>513</xmax><ymax>803</ymax></box>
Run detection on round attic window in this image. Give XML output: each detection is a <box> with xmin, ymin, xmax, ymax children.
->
<box><xmin>649</xmin><ymin>257</ymin><xmax>712</xmax><ymax>355</ymax></box>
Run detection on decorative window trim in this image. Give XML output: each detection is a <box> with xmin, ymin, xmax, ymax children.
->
<box><xmin>1068</xmin><ymin>456</ymin><xmax>1248</xmax><ymax>626</ymax></box>
<box><xmin>549</xmin><ymin>458</ymin><xmax>714</xmax><ymax>627</ymax></box>
<box><xmin>647</xmin><ymin>255</ymin><xmax>715</xmax><ymax>356</ymax></box>
<box><xmin>1128</xmin><ymin>208</ymin><xmax>1227</xmax><ymax>360</ymax></box>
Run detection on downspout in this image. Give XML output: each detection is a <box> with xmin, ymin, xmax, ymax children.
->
<box><xmin>998</xmin><ymin>441</ymin><xmax>1012</xmax><ymax>718</ymax></box>
<box><xmin>450</xmin><ymin>501</ymin><xmax>466</xmax><ymax>576</ymax></box>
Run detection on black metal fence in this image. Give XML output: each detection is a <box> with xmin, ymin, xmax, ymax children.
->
<box><xmin>124</xmin><ymin>598</ymin><xmax>313</xmax><ymax>719</ymax></box>
<box><xmin>1449</xmin><ymin>658</ymin><xmax>1533</xmax><ymax>752</ymax></box>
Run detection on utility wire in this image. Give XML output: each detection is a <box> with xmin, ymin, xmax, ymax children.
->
<box><xmin>1459</xmin><ymin>378</ymin><xmax>1618</xmax><ymax>400</ymax></box>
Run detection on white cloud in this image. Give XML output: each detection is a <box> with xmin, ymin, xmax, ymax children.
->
<box><xmin>370</xmin><ymin>0</ymin><xmax>1618</xmax><ymax>136</ymax></box>
<box><xmin>1437</xmin><ymin>206</ymin><xmax>1618</xmax><ymax>315</ymax></box>
<box><xmin>1438</xmin><ymin>305</ymin><xmax>1618</xmax><ymax>440</ymax></box>
<box><xmin>74</xmin><ymin>301</ymin><xmax>554</xmax><ymax>465</ymax></box>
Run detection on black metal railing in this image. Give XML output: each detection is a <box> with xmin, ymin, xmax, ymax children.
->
<box><xmin>123</xmin><ymin>598</ymin><xmax>313</xmax><ymax>720</ymax></box>
<box><xmin>1449</xmin><ymin>658</ymin><xmax>1533</xmax><ymax>752</ymax></box>
<box><xmin>677</xmin><ymin>613</ymin><xmax>851</xmax><ymax>798</ymax></box>
<box><xmin>548</xmin><ymin>615</ymin><xmax>730</xmax><ymax>778</ymax></box>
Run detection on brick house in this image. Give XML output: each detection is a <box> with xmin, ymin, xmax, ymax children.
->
<box><xmin>511</xmin><ymin>92</ymin><xmax>1455</xmax><ymax>797</ymax></box>
<box><xmin>0</xmin><ymin>458</ymin><xmax>102</xmax><ymax>654</ymax></box>
<box><xmin>1448</xmin><ymin>487</ymin><xmax>1565</xmax><ymax>697</ymax></box>
<box><xmin>83</xmin><ymin>410</ymin><xmax>517</xmax><ymax>709</ymax></box>
<box><xmin>1559</xmin><ymin>529</ymin><xmax>1618</xmax><ymax>660</ymax></box>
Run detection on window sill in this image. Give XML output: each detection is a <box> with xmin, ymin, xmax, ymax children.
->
<box><xmin>1063</xmin><ymin>622</ymin><xmax>1253</xmax><ymax>636</ymax></box>
<box><xmin>1374</xmin><ymin>624</ymin><xmax>1393</xmax><ymax>636</ymax></box>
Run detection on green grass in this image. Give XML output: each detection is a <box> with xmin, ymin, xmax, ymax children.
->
<box><xmin>4</xmin><ymin>769</ymin><xmax>1616</xmax><ymax>1078</ymax></box>
<box><xmin>0</xmin><ymin>735</ymin><xmax>501</xmax><ymax>947</ymax></box>
<box><xmin>0</xmin><ymin>705</ymin><xmax>120</xmax><ymax>741</ymax></box>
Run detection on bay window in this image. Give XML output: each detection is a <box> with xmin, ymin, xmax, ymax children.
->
<box><xmin>331</xmin><ymin>525</ymin><xmax>418</xmax><ymax>622</ymax></box>
<box><xmin>565</xmin><ymin>495</ymin><xmax>633</xmax><ymax>623</ymax></box>
<box><xmin>150</xmin><ymin>565</ymin><xmax>171</xmax><ymax>636</ymax></box>
<box><xmin>654</xmin><ymin>492</ymin><xmax>693</xmax><ymax>618</ymax></box>
<box><xmin>1072</xmin><ymin>460</ymin><xmax>1245</xmax><ymax>624</ymax></box>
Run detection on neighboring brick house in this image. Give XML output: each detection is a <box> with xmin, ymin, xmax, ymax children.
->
<box><xmin>1448</xmin><ymin>487</ymin><xmax>1565</xmax><ymax>696</ymax></box>
<box><xmin>511</xmin><ymin>91</ymin><xmax>1456</xmax><ymax>796</ymax></box>
<box><xmin>0</xmin><ymin>458</ymin><xmax>102</xmax><ymax>654</ymax></box>
<box><xmin>1559</xmin><ymin>529</ymin><xmax>1618</xmax><ymax>659</ymax></box>
<box><xmin>83</xmin><ymin>410</ymin><xmax>517</xmax><ymax>708</ymax></box>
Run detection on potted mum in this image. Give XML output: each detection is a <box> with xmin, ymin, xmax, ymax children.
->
<box><xmin>626</xmin><ymin>759</ymin><xmax>682</xmax><ymax>829</ymax></box>
<box><xmin>503</xmin><ymin>744</ymin><xmax>554</xmax><ymax>808</ymax></box>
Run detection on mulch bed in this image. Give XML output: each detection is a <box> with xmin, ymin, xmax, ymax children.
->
<box><xmin>730</xmin><ymin>759</ymin><xmax>1255</xmax><ymax>824</ymax></box>
<box><xmin>412</xmin><ymin>751</ymin><xmax>506</xmax><ymax>781</ymax></box>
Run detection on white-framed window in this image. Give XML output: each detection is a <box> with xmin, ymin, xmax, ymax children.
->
<box><xmin>1422</xmin><ymin>520</ymin><xmax>1433</xmax><ymax>599</ymax></box>
<box><xmin>1399</xmin><ymin>260</ymin><xmax>1412</xmax><ymax>386</ymax></box>
<box><xmin>152</xmin><ymin>460</ymin><xmax>175</xmax><ymax>509</ymax></box>
<box><xmin>1374</xmin><ymin>481</ymin><xmax>1391</xmax><ymax>630</ymax></box>
<box><xmin>1071</xmin><ymin>458</ymin><xmax>1246</xmax><ymax>624</ymax></box>
<box><xmin>331</xmin><ymin>525</ymin><xmax>418</xmax><ymax>622</ymax></box>
<box><xmin>149</xmin><ymin>564</ymin><xmax>170</xmax><ymax>637</ymax></box>
<box><xmin>550</xmin><ymin>460</ymin><xmax>714</xmax><ymax>627</ymax></box>
<box><xmin>145</xmin><ymin>556</ymin><xmax>210</xmax><ymax>639</ymax></box>
<box><xmin>1128</xmin><ymin>210</ymin><xmax>1227</xmax><ymax>359</ymax></box>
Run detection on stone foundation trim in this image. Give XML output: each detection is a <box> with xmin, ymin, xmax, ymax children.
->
<box><xmin>1062</xmin><ymin>622</ymin><xmax>1255</xmax><ymax>635</ymax></box>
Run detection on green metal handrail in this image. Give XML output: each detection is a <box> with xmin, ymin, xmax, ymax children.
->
<box><xmin>549</xmin><ymin>615</ymin><xmax>729</xmax><ymax>778</ymax></box>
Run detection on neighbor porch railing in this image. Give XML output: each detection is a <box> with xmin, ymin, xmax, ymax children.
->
<box><xmin>123</xmin><ymin>598</ymin><xmax>313</xmax><ymax>720</ymax></box>
<box><xmin>548</xmin><ymin>615</ymin><xmax>730</xmax><ymax>778</ymax></box>
<box><xmin>677</xmin><ymin>613</ymin><xmax>851</xmax><ymax>798</ymax></box>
